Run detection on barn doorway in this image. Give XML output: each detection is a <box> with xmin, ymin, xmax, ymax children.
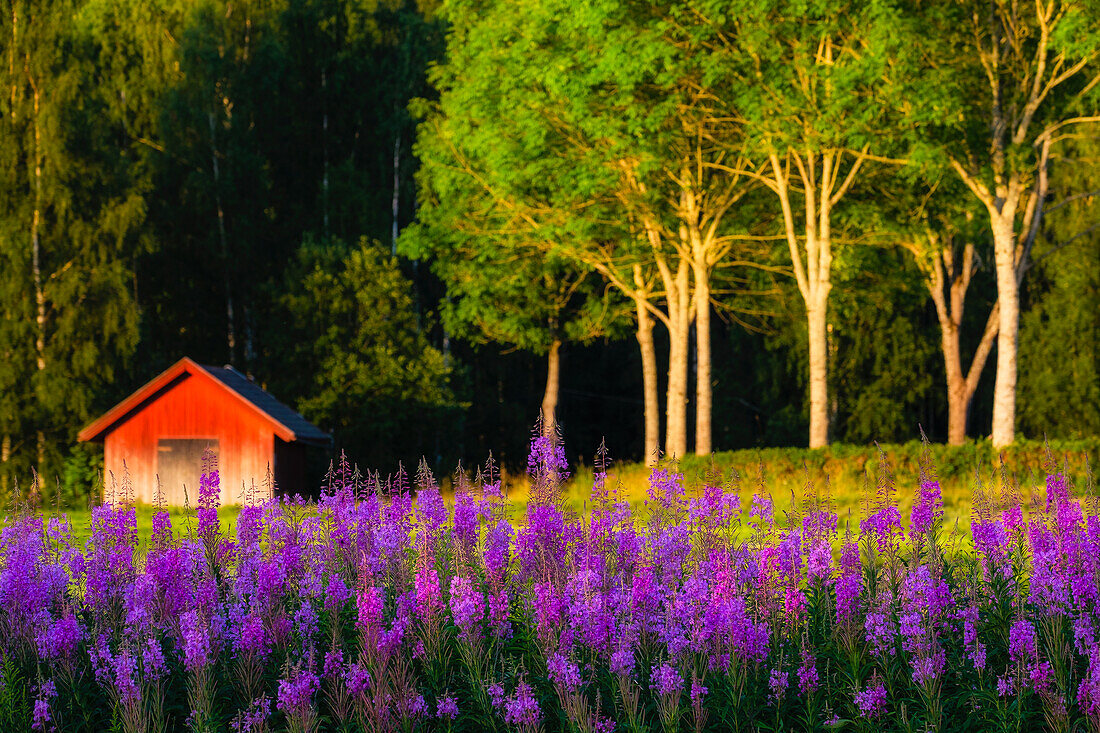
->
<box><xmin>156</xmin><ymin>438</ymin><xmax>219</xmax><ymax>506</ymax></box>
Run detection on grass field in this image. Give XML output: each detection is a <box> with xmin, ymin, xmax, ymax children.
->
<box><xmin>2</xmin><ymin>437</ymin><xmax>1098</xmax><ymax>731</ymax></box>
<box><xmin>31</xmin><ymin>504</ymin><xmax>242</xmax><ymax>547</ymax></box>
<box><xmin>6</xmin><ymin>437</ymin><xmax>1095</xmax><ymax>546</ymax></box>
<box><xmin>511</xmin><ymin>437</ymin><xmax>1099</xmax><ymax>532</ymax></box>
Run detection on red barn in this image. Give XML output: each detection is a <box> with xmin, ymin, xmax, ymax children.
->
<box><xmin>78</xmin><ymin>357</ymin><xmax>329</xmax><ymax>505</ymax></box>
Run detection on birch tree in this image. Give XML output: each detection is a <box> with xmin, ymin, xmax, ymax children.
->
<box><xmin>1018</xmin><ymin>134</ymin><xmax>1100</xmax><ymax>438</ymax></box>
<box><xmin>0</xmin><ymin>0</ymin><xmax>141</xmax><ymax>482</ymax></box>
<box><xmin>699</xmin><ymin>0</ymin><xmax>902</xmax><ymax>448</ymax></box>
<box><xmin>411</xmin><ymin>0</ymin><xmax>764</xmax><ymax>460</ymax></box>
<box><xmin>911</xmin><ymin>0</ymin><xmax>1099</xmax><ymax>447</ymax></box>
<box><xmin>400</xmin><ymin>129</ymin><xmax>620</xmax><ymax>437</ymax></box>
<box><xmin>900</xmin><ymin>198</ymin><xmax>1000</xmax><ymax>445</ymax></box>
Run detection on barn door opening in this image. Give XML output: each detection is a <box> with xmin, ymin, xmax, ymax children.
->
<box><xmin>157</xmin><ymin>439</ymin><xmax>219</xmax><ymax>506</ymax></box>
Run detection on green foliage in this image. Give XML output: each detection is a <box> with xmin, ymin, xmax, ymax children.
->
<box><xmin>273</xmin><ymin>237</ymin><xmax>461</xmax><ymax>470</ymax></box>
<box><xmin>400</xmin><ymin>190</ymin><xmax>623</xmax><ymax>357</ymax></box>
<box><xmin>899</xmin><ymin>0</ymin><xmax>1100</xmax><ymax>173</ymax></box>
<box><xmin>0</xmin><ymin>656</ymin><xmax>30</xmax><ymax>731</ymax></box>
<box><xmin>832</xmin><ymin>248</ymin><xmax>940</xmax><ymax>444</ymax></box>
<box><xmin>705</xmin><ymin>0</ymin><xmax>904</xmax><ymax>153</ymax></box>
<box><xmin>0</xmin><ymin>0</ymin><xmax>1097</xmax><ymax>493</ymax></box>
<box><xmin>1019</xmin><ymin>136</ymin><xmax>1100</xmax><ymax>439</ymax></box>
<box><xmin>59</xmin><ymin>443</ymin><xmax>105</xmax><ymax>509</ymax></box>
<box><xmin>1019</xmin><ymin>241</ymin><xmax>1100</xmax><ymax>439</ymax></box>
<box><xmin>0</xmin><ymin>0</ymin><xmax>142</xmax><ymax>485</ymax></box>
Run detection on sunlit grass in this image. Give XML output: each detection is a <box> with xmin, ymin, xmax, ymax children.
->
<box><xmin>8</xmin><ymin>438</ymin><xmax>1095</xmax><ymax>546</ymax></box>
<box><xmin>39</xmin><ymin>504</ymin><xmax>241</xmax><ymax>548</ymax></box>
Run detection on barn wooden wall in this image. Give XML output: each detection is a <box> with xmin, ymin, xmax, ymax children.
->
<box><xmin>102</xmin><ymin>373</ymin><xmax>275</xmax><ymax>505</ymax></box>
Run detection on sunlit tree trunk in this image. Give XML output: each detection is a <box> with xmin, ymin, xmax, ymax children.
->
<box><xmin>990</xmin><ymin>212</ymin><xmax>1019</xmax><ymax>447</ymax></box>
<box><xmin>692</xmin><ymin>260</ymin><xmax>712</xmax><ymax>455</ymax></box>
<box><xmin>30</xmin><ymin>78</ymin><xmax>46</xmax><ymax>474</ymax></box>
<box><xmin>768</xmin><ymin>150</ymin><xmax>862</xmax><ymax>449</ymax></box>
<box><xmin>541</xmin><ymin>338</ymin><xmax>561</xmax><ymax>436</ymax></box>
<box><xmin>945</xmin><ymin>0</ymin><xmax>1092</xmax><ymax>447</ymax></box>
<box><xmin>951</xmin><ymin>142</ymin><xmax>1050</xmax><ymax>448</ymax></box>
<box><xmin>919</xmin><ymin>238</ymin><xmax>1000</xmax><ymax>445</ymax></box>
<box><xmin>631</xmin><ymin>266</ymin><xmax>661</xmax><ymax>465</ymax></box>
<box><xmin>661</xmin><ymin>256</ymin><xmax>692</xmax><ymax>458</ymax></box>
<box><xmin>806</xmin><ymin>297</ymin><xmax>829</xmax><ymax>449</ymax></box>
<box><xmin>0</xmin><ymin>434</ymin><xmax>9</xmax><ymax>497</ymax></box>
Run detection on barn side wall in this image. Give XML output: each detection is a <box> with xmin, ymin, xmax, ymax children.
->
<box><xmin>273</xmin><ymin>438</ymin><xmax>307</xmax><ymax>497</ymax></box>
<box><xmin>102</xmin><ymin>373</ymin><xmax>276</xmax><ymax>505</ymax></box>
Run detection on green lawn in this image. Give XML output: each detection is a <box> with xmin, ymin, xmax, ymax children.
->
<box><xmin>6</xmin><ymin>438</ymin><xmax>1095</xmax><ymax>546</ymax></box>
<box><xmin>35</xmin><ymin>504</ymin><xmax>242</xmax><ymax>548</ymax></box>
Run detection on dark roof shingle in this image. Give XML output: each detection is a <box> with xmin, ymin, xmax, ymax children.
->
<box><xmin>200</xmin><ymin>364</ymin><xmax>330</xmax><ymax>446</ymax></box>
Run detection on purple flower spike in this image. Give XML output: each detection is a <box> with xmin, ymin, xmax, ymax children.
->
<box><xmin>31</xmin><ymin>679</ymin><xmax>57</xmax><ymax>732</ymax></box>
<box><xmin>651</xmin><ymin>662</ymin><xmax>683</xmax><ymax>698</ymax></box>
<box><xmin>862</xmin><ymin>506</ymin><xmax>903</xmax><ymax>553</ymax></box>
<box><xmin>548</xmin><ymin>652</ymin><xmax>582</xmax><ymax>692</ymax></box>
<box><xmin>1009</xmin><ymin>619</ymin><xmax>1037</xmax><ymax>665</ymax></box>
<box><xmin>449</xmin><ymin>575</ymin><xmax>485</xmax><ymax>640</ymax></box>
<box><xmin>345</xmin><ymin>663</ymin><xmax>371</xmax><ymax>697</ymax></box>
<box><xmin>504</xmin><ymin>679</ymin><xmax>541</xmax><ymax>727</ymax></box>
<box><xmin>437</xmin><ymin>694</ymin><xmax>459</xmax><ymax>720</ymax></box>
<box><xmin>798</xmin><ymin>650</ymin><xmax>819</xmax><ymax>694</ymax></box>
<box><xmin>276</xmin><ymin>667</ymin><xmax>319</xmax><ymax>716</ymax></box>
<box><xmin>855</xmin><ymin>679</ymin><xmax>887</xmax><ymax>719</ymax></box>
<box><xmin>487</xmin><ymin>682</ymin><xmax>505</xmax><ymax>709</ymax></box>
<box><xmin>911</xmin><ymin>480</ymin><xmax>944</xmax><ymax>538</ymax></box>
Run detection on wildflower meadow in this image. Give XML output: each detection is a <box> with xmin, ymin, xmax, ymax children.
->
<box><xmin>1</xmin><ymin>433</ymin><xmax>1098</xmax><ymax>733</ymax></box>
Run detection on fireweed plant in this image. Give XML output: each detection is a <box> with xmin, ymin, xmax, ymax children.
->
<box><xmin>0</xmin><ymin>436</ymin><xmax>1098</xmax><ymax>733</ymax></box>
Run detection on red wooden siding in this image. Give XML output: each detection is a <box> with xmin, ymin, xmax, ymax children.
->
<box><xmin>103</xmin><ymin>372</ymin><xmax>276</xmax><ymax>505</ymax></box>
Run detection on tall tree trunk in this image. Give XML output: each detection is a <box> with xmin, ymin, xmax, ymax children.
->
<box><xmin>664</xmin><ymin>260</ymin><xmax>691</xmax><ymax>458</ymax></box>
<box><xmin>923</xmin><ymin>240</ymin><xmax>1000</xmax><ymax>445</ymax></box>
<box><xmin>0</xmin><ymin>434</ymin><xmax>9</xmax><ymax>497</ymax></box>
<box><xmin>692</xmin><ymin>255</ymin><xmax>712</xmax><ymax>455</ymax></box>
<box><xmin>209</xmin><ymin>111</ymin><xmax>235</xmax><ymax>365</ymax></box>
<box><xmin>942</xmin><ymin>319</ymin><xmax>967</xmax><ymax>445</ymax></box>
<box><xmin>807</xmin><ymin>299</ymin><xmax>829</xmax><ymax>449</ymax></box>
<box><xmin>769</xmin><ymin>151</ymin><xmax>851</xmax><ymax>450</ymax></box>
<box><xmin>990</xmin><ymin>212</ymin><xmax>1019</xmax><ymax>447</ymax></box>
<box><xmin>634</xmin><ymin>287</ymin><xmax>660</xmax><ymax>465</ymax></box>
<box><xmin>541</xmin><ymin>339</ymin><xmax>561</xmax><ymax>436</ymax></box>
<box><xmin>30</xmin><ymin>80</ymin><xmax>46</xmax><ymax>474</ymax></box>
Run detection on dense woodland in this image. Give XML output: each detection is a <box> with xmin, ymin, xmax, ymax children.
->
<box><xmin>0</xmin><ymin>0</ymin><xmax>1097</xmax><ymax>503</ymax></box>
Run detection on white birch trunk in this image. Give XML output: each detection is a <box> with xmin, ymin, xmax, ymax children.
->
<box><xmin>807</xmin><ymin>300</ymin><xmax>829</xmax><ymax>449</ymax></box>
<box><xmin>664</xmin><ymin>261</ymin><xmax>691</xmax><ymax>459</ymax></box>
<box><xmin>991</xmin><ymin>213</ymin><xmax>1019</xmax><ymax>447</ymax></box>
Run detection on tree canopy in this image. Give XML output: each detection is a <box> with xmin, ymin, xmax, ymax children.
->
<box><xmin>0</xmin><ymin>0</ymin><xmax>1096</xmax><ymax>501</ymax></box>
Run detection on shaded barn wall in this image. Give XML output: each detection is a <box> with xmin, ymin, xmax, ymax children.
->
<box><xmin>102</xmin><ymin>373</ymin><xmax>276</xmax><ymax>505</ymax></box>
<box><xmin>274</xmin><ymin>438</ymin><xmax>307</xmax><ymax>497</ymax></box>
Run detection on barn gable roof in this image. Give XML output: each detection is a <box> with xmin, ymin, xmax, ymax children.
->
<box><xmin>77</xmin><ymin>357</ymin><xmax>330</xmax><ymax>446</ymax></box>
